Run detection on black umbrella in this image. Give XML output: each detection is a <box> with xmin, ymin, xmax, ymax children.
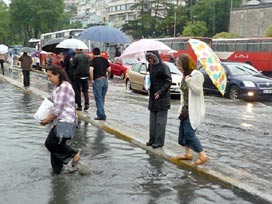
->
<box><xmin>42</xmin><ymin>38</ymin><xmax>66</xmax><ymax>53</ymax></box>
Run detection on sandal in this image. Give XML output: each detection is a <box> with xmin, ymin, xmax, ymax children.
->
<box><xmin>72</xmin><ymin>149</ymin><xmax>81</xmax><ymax>167</ymax></box>
<box><xmin>176</xmin><ymin>155</ymin><xmax>193</xmax><ymax>160</ymax></box>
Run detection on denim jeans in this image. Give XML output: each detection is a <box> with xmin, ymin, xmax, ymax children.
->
<box><xmin>178</xmin><ymin>118</ymin><xmax>203</xmax><ymax>153</ymax></box>
<box><xmin>93</xmin><ymin>78</ymin><xmax>108</xmax><ymax>118</ymax></box>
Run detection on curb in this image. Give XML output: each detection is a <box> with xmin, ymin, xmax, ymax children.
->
<box><xmin>1</xmin><ymin>72</ymin><xmax>272</xmax><ymax>204</ymax></box>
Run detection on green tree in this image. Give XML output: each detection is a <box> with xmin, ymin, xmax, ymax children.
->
<box><xmin>213</xmin><ymin>31</ymin><xmax>239</xmax><ymax>38</ymax></box>
<box><xmin>265</xmin><ymin>24</ymin><xmax>272</xmax><ymax>37</ymax></box>
<box><xmin>9</xmin><ymin>0</ymin><xmax>64</xmax><ymax>45</ymax></box>
<box><xmin>190</xmin><ymin>0</ymin><xmax>242</xmax><ymax>37</ymax></box>
<box><xmin>0</xmin><ymin>0</ymin><xmax>10</xmax><ymax>44</ymax></box>
<box><xmin>182</xmin><ymin>21</ymin><xmax>208</xmax><ymax>36</ymax></box>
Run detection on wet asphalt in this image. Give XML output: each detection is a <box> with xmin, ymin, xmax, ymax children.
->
<box><xmin>1</xmin><ymin>65</ymin><xmax>272</xmax><ymax>203</ymax></box>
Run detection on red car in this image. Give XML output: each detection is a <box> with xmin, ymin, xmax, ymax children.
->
<box><xmin>110</xmin><ymin>57</ymin><xmax>138</xmax><ymax>79</ymax></box>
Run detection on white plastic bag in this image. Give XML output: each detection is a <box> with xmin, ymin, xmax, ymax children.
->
<box><xmin>33</xmin><ymin>98</ymin><xmax>53</xmax><ymax>122</ymax></box>
<box><xmin>144</xmin><ymin>74</ymin><xmax>151</xmax><ymax>91</ymax></box>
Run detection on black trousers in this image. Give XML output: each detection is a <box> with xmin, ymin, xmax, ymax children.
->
<box><xmin>0</xmin><ymin>59</ymin><xmax>4</xmax><ymax>75</ymax></box>
<box><xmin>74</xmin><ymin>78</ymin><xmax>89</xmax><ymax>108</ymax></box>
<box><xmin>45</xmin><ymin>127</ymin><xmax>77</xmax><ymax>174</ymax></box>
<box><xmin>22</xmin><ymin>70</ymin><xmax>30</xmax><ymax>87</ymax></box>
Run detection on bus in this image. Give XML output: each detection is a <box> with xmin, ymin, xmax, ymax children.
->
<box><xmin>154</xmin><ymin>37</ymin><xmax>213</xmax><ymax>63</ymax></box>
<box><xmin>212</xmin><ymin>38</ymin><xmax>272</xmax><ymax>75</ymax></box>
<box><xmin>40</xmin><ymin>29</ymin><xmax>85</xmax><ymax>48</ymax></box>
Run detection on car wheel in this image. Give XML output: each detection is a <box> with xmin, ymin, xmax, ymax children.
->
<box><xmin>126</xmin><ymin>79</ymin><xmax>131</xmax><ymax>90</ymax></box>
<box><xmin>228</xmin><ymin>85</ymin><xmax>239</xmax><ymax>100</ymax></box>
<box><xmin>120</xmin><ymin>72</ymin><xmax>125</xmax><ymax>80</ymax></box>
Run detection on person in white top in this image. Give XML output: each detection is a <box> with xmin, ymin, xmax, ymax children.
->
<box><xmin>175</xmin><ymin>54</ymin><xmax>208</xmax><ymax>166</ymax></box>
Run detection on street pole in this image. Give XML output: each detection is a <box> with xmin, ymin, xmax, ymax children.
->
<box><xmin>174</xmin><ymin>11</ymin><xmax>176</xmax><ymax>37</ymax></box>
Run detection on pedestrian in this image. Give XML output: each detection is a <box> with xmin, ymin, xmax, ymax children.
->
<box><xmin>0</xmin><ymin>53</ymin><xmax>5</xmax><ymax>75</ymax></box>
<box><xmin>115</xmin><ymin>46</ymin><xmax>121</xmax><ymax>57</ymax></box>
<box><xmin>89</xmin><ymin>47</ymin><xmax>111</xmax><ymax>120</ymax></box>
<box><xmin>72</xmin><ymin>49</ymin><xmax>91</xmax><ymax>111</ymax></box>
<box><xmin>175</xmin><ymin>53</ymin><xmax>208</xmax><ymax>166</ymax></box>
<box><xmin>40</xmin><ymin>65</ymin><xmax>80</xmax><ymax>174</ymax></box>
<box><xmin>8</xmin><ymin>52</ymin><xmax>13</xmax><ymax>72</ymax></box>
<box><xmin>145</xmin><ymin>51</ymin><xmax>172</xmax><ymax>149</ymax></box>
<box><xmin>18</xmin><ymin>52</ymin><xmax>32</xmax><ymax>88</ymax></box>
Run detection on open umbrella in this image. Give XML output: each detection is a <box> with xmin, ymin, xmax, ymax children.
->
<box><xmin>188</xmin><ymin>39</ymin><xmax>226</xmax><ymax>96</ymax></box>
<box><xmin>56</xmin><ymin>39</ymin><xmax>88</xmax><ymax>50</ymax></box>
<box><xmin>21</xmin><ymin>47</ymin><xmax>37</xmax><ymax>53</ymax></box>
<box><xmin>120</xmin><ymin>39</ymin><xmax>175</xmax><ymax>59</ymax></box>
<box><xmin>80</xmin><ymin>25</ymin><xmax>130</xmax><ymax>44</ymax></box>
<box><xmin>42</xmin><ymin>38</ymin><xmax>66</xmax><ymax>53</ymax></box>
<box><xmin>0</xmin><ymin>44</ymin><xmax>9</xmax><ymax>54</ymax></box>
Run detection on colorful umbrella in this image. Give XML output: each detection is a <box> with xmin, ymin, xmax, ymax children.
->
<box><xmin>188</xmin><ymin>39</ymin><xmax>226</xmax><ymax>96</ymax></box>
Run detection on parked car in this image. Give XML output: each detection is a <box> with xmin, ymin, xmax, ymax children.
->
<box><xmin>125</xmin><ymin>61</ymin><xmax>182</xmax><ymax>95</ymax></box>
<box><xmin>110</xmin><ymin>57</ymin><xmax>138</xmax><ymax>79</ymax></box>
<box><xmin>199</xmin><ymin>61</ymin><xmax>272</xmax><ymax>100</ymax></box>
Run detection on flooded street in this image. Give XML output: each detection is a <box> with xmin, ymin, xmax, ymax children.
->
<box><xmin>0</xmin><ymin>79</ymin><xmax>258</xmax><ymax>203</ymax></box>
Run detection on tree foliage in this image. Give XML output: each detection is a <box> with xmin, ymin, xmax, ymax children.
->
<box><xmin>0</xmin><ymin>0</ymin><xmax>10</xmax><ymax>44</ymax></box>
<box><xmin>265</xmin><ymin>24</ymin><xmax>272</xmax><ymax>37</ymax></box>
<box><xmin>182</xmin><ymin>21</ymin><xmax>208</xmax><ymax>36</ymax></box>
<box><xmin>213</xmin><ymin>32</ymin><xmax>239</xmax><ymax>38</ymax></box>
<box><xmin>9</xmin><ymin>0</ymin><xmax>65</xmax><ymax>45</ymax></box>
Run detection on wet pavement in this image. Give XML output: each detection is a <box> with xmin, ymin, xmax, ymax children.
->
<box><xmin>1</xmin><ymin>66</ymin><xmax>272</xmax><ymax>203</ymax></box>
<box><xmin>0</xmin><ymin>80</ymin><xmax>258</xmax><ymax>204</ymax></box>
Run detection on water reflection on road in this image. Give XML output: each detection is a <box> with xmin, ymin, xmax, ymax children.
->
<box><xmin>0</xmin><ymin>80</ymin><xmax>256</xmax><ymax>204</ymax></box>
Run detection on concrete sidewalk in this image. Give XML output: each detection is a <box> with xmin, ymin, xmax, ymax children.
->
<box><xmin>1</xmin><ymin>67</ymin><xmax>272</xmax><ymax>204</ymax></box>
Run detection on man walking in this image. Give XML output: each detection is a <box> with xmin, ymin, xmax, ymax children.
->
<box><xmin>18</xmin><ymin>52</ymin><xmax>33</xmax><ymax>88</ymax></box>
<box><xmin>72</xmin><ymin>49</ymin><xmax>91</xmax><ymax>111</ymax></box>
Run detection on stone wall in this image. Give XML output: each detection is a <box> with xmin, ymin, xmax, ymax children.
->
<box><xmin>229</xmin><ymin>6</ymin><xmax>272</xmax><ymax>37</ymax></box>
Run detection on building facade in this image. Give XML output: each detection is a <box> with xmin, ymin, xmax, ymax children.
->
<box><xmin>229</xmin><ymin>0</ymin><xmax>272</xmax><ymax>37</ymax></box>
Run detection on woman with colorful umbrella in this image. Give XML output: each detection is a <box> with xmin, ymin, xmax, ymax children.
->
<box><xmin>175</xmin><ymin>53</ymin><xmax>208</xmax><ymax>166</ymax></box>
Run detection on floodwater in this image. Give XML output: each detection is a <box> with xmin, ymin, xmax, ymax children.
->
<box><xmin>0</xmin><ymin>79</ymin><xmax>257</xmax><ymax>203</ymax></box>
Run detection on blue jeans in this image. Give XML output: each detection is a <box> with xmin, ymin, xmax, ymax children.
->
<box><xmin>178</xmin><ymin>118</ymin><xmax>203</xmax><ymax>153</ymax></box>
<box><xmin>93</xmin><ymin>78</ymin><xmax>108</xmax><ymax>118</ymax></box>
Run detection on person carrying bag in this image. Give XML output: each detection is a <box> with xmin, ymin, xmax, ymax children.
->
<box><xmin>40</xmin><ymin>65</ymin><xmax>81</xmax><ymax>174</ymax></box>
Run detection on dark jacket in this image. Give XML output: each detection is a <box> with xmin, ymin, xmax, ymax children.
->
<box><xmin>18</xmin><ymin>53</ymin><xmax>32</xmax><ymax>71</ymax></box>
<box><xmin>147</xmin><ymin>51</ymin><xmax>172</xmax><ymax>111</ymax></box>
<box><xmin>72</xmin><ymin>52</ymin><xmax>91</xmax><ymax>79</ymax></box>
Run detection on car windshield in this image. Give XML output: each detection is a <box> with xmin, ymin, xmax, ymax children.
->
<box><xmin>226</xmin><ymin>63</ymin><xmax>260</xmax><ymax>75</ymax></box>
<box><xmin>123</xmin><ymin>58</ymin><xmax>138</xmax><ymax>65</ymax></box>
<box><xmin>165</xmin><ymin>62</ymin><xmax>182</xmax><ymax>74</ymax></box>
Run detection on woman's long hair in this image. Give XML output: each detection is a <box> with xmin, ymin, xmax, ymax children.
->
<box><xmin>176</xmin><ymin>54</ymin><xmax>196</xmax><ymax>76</ymax></box>
<box><xmin>46</xmin><ymin>65</ymin><xmax>70</xmax><ymax>86</ymax></box>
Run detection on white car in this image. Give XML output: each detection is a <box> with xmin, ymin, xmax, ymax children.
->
<box><xmin>125</xmin><ymin>61</ymin><xmax>182</xmax><ymax>95</ymax></box>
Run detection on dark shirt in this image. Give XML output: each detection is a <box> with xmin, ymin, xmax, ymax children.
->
<box><xmin>90</xmin><ymin>56</ymin><xmax>110</xmax><ymax>80</ymax></box>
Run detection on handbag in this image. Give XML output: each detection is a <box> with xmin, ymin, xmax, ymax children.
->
<box><xmin>55</xmin><ymin>121</ymin><xmax>76</xmax><ymax>144</ymax></box>
<box><xmin>178</xmin><ymin>105</ymin><xmax>189</xmax><ymax>121</ymax></box>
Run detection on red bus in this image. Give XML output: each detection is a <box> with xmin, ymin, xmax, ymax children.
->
<box><xmin>212</xmin><ymin>38</ymin><xmax>272</xmax><ymax>75</ymax></box>
<box><xmin>154</xmin><ymin>37</ymin><xmax>213</xmax><ymax>63</ymax></box>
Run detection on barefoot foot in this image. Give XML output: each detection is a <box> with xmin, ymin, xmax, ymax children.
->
<box><xmin>72</xmin><ymin>149</ymin><xmax>81</xmax><ymax>167</ymax></box>
<box><xmin>176</xmin><ymin>155</ymin><xmax>193</xmax><ymax>161</ymax></box>
<box><xmin>193</xmin><ymin>156</ymin><xmax>208</xmax><ymax>166</ymax></box>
